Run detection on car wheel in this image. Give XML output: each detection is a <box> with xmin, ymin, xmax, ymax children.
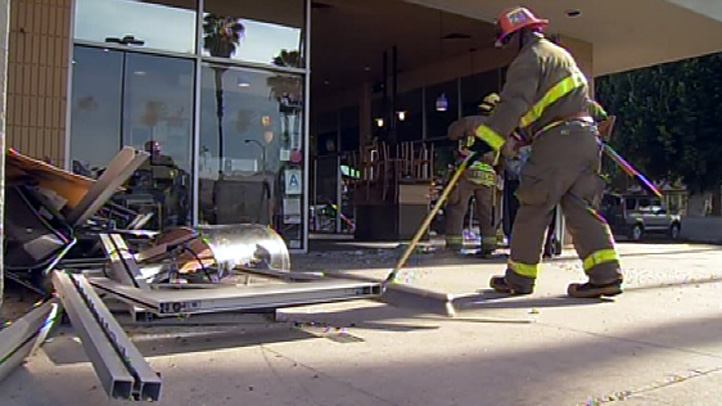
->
<box><xmin>630</xmin><ymin>224</ymin><xmax>644</xmax><ymax>241</ymax></box>
<box><xmin>669</xmin><ymin>223</ymin><xmax>681</xmax><ymax>240</ymax></box>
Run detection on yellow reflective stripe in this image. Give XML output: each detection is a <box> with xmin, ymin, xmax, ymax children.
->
<box><xmin>446</xmin><ymin>236</ymin><xmax>464</xmax><ymax>243</ymax></box>
<box><xmin>583</xmin><ymin>249</ymin><xmax>620</xmax><ymax>272</ymax></box>
<box><xmin>468</xmin><ymin>177</ymin><xmax>495</xmax><ymax>186</ymax></box>
<box><xmin>475</xmin><ymin>125</ymin><xmax>506</xmax><ymax>150</ymax></box>
<box><xmin>467</xmin><ymin>166</ymin><xmax>496</xmax><ymax>186</ymax></box>
<box><xmin>482</xmin><ymin>236</ymin><xmax>498</xmax><ymax>245</ymax></box>
<box><xmin>508</xmin><ymin>260</ymin><xmax>539</xmax><ymax>278</ymax></box>
<box><xmin>519</xmin><ymin>72</ymin><xmax>588</xmax><ymax>128</ymax></box>
<box><xmin>469</xmin><ymin>162</ymin><xmax>495</xmax><ymax>173</ymax></box>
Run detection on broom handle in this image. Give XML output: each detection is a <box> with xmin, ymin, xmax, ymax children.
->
<box><xmin>383</xmin><ymin>154</ymin><xmax>476</xmax><ymax>286</ymax></box>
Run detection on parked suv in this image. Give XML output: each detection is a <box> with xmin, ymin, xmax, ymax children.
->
<box><xmin>600</xmin><ymin>193</ymin><xmax>682</xmax><ymax>241</ymax></box>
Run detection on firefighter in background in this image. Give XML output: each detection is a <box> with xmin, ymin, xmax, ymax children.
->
<box><xmin>469</xmin><ymin>6</ymin><xmax>623</xmax><ymax>298</ymax></box>
<box><xmin>444</xmin><ymin>93</ymin><xmax>501</xmax><ymax>257</ymax></box>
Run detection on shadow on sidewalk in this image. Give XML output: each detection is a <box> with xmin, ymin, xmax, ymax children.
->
<box><xmin>452</xmin><ymin>292</ymin><xmax>613</xmax><ymax>311</ymax></box>
<box><xmin>11</xmin><ymin>310</ymin><xmax>722</xmax><ymax>406</ymax></box>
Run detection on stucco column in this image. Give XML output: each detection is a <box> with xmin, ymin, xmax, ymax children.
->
<box><xmin>0</xmin><ymin>0</ymin><xmax>9</xmax><ymax>309</ymax></box>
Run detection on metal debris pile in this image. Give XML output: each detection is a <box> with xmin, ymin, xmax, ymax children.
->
<box><xmin>0</xmin><ymin>147</ymin><xmax>381</xmax><ymax>402</ymax></box>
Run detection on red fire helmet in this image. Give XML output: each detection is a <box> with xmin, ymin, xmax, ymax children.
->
<box><xmin>495</xmin><ymin>6</ymin><xmax>549</xmax><ymax>48</ymax></box>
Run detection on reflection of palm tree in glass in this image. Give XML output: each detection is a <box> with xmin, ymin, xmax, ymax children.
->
<box><xmin>267</xmin><ymin>50</ymin><xmax>302</xmax><ymax>148</ymax></box>
<box><xmin>203</xmin><ymin>14</ymin><xmax>244</xmax><ymax>173</ymax></box>
<box><xmin>272</xmin><ymin>50</ymin><xmax>301</xmax><ymax>68</ymax></box>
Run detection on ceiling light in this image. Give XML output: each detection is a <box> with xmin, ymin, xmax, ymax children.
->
<box><xmin>435</xmin><ymin>93</ymin><xmax>449</xmax><ymax>112</ymax></box>
<box><xmin>375</xmin><ymin>118</ymin><xmax>384</xmax><ymax>128</ymax></box>
<box><xmin>396</xmin><ymin>111</ymin><xmax>407</xmax><ymax>121</ymax></box>
<box><xmin>237</xmin><ymin>77</ymin><xmax>250</xmax><ymax>87</ymax></box>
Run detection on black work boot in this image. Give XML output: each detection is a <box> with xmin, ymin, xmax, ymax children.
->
<box><xmin>477</xmin><ymin>248</ymin><xmax>496</xmax><ymax>259</ymax></box>
<box><xmin>567</xmin><ymin>280</ymin><xmax>623</xmax><ymax>298</ymax></box>
<box><xmin>489</xmin><ymin>269</ymin><xmax>535</xmax><ymax>295</ymax></box>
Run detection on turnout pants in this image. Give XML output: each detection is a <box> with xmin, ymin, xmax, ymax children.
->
<box><xmin>507</xmin><ymin>122</ymin><xmax>622</xmax><ymax>286</ymax></box>
<box><xmin>445</xmin><ymin>176</ymin><xmax>496</xmax><ymax>250</ymax></box>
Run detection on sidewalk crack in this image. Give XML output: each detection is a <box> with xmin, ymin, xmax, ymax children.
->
<box><xmin>576</xmin><ymin>365</ymin><xmax>722</xmax><ymax>405</ymax></box>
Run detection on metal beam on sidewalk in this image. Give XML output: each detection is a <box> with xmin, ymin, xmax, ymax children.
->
<box><xmin>88</xmin><ymin>276</ymin><xmax>381</xmax><ymax>316</ymax></box>
<box><xmin>0</xmin><ymin>300</ymin><xmax>59</xmax><ymax>382</ymax></box>
<box><xmin>66</xmin><ymin>147</ymin><xmax>148</xmax><ymax>227</ymax></box>
<box><xmin>52</xmin><ymin>271</ymin><xmax>161</xmax><ymax>402</ymax></box>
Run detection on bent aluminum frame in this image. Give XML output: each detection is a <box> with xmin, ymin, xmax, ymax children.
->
<box><xmin>99</xmin><ymin>233</ymin><xmax>149</xmax><ymax>290</ymax></box>
<box><xmin>0</xmin><ymin>300</ymin><xmax>59</xmax><ymax>383</ymax></box>
<box><xmin>52</xmin><ymin>271</ymin><xmax>161</xmax><ymax>402</ymax></box>
<box><xmin>88</xmin><ymin>276</ymin><xmax>382</xmax><ymax>317</ymax></box>
<box><xmin>66</xmin><ymin>146</ymin><xmax>149</xmax><ymax>228</ymax></box>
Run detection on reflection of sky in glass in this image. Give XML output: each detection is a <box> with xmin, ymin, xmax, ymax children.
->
<box><xmin>74</xmin><ymin>0</ymin><xmax>196</xmax><ymax>53</ymax></box>
<box><xmin>202</xmin><ymin>18</ymin><xmax>301</xmax><ymax>65</ymax></box>
<box><xmin>74</xmin><ymin>0</ymin><xmax>302</xmax><ymax>65</ymax></box>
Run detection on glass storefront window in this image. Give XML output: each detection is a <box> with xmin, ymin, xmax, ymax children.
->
<box><xmin>199</xmin><ymin>63</ymin><xmax>305</xmax><ymax>245</ymax></box>
<box><xmin>70</xmin><ymin>1</ymin><xmax>310</xmax><ymax>248</ymax></box>
<box><xmin>74</xmin><ymin>0</ymin><xmax>197</xmax><ymax>54</ymax></box>
<box><xmin>202</xmin><ymin>0</ymin><xmax>305</xmax><ymax>67</ymax></box>
<box><xmin>122</xmin><ymin>53</ymin><xmax>195</xmax><ymax>228</ymax></box>
<box><xmin>314</xmin><ymin>111</ymin><xmax>338</xmax><ymax>156</ymax></box>
<box><xmin>70</xmin><ymin>46</ymin><xmax>195</xmax><ymax>229</ymax></box>
<box><xmin>122</xmin><ymin>53</ymin><xmax>195</xmax><ymax>174</ymax></box>
<box><xmin>339</xmin><ymin>106</ymin><xmax>360</xmax><ymax>152</ymax></box>
<box><xmin>70</xmin><ymin>47</ymin><xmax>123</xmax><ymax>172</ymax></box>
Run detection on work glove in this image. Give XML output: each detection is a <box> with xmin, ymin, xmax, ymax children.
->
<box><xmin>466</xmin><ymin>135</ymin><xmax>493</xmax><ymax>157</ymax></box>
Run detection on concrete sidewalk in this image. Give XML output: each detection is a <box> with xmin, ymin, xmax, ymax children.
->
<box><xmin>2</xmin><ymin>242</ymin><xmax>722</xmax><ymax>406</ymax></box>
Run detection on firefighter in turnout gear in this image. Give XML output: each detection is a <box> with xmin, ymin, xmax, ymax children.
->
<box><xmin>469</xmin><ymin>6</ymin><xmax>623</xmax><ymax>298</ymax></box>
<box><xmin>444</xmin><ymin>93</ymin><xmax>501</xmax><ymax>257</ymax></box>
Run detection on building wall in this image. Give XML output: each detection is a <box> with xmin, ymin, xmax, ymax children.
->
<box><xmin>7</xmin><ymin>0</ymin><xmax>71</xmax><ymax>167</ymax></box>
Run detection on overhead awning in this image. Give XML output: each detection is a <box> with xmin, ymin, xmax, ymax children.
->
<box><xmin>404</xmin><ymin>0</ymin><xmax>722</xmax><ymax>76</ymax></box>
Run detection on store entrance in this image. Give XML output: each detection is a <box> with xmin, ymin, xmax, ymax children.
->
<box><xmin>309</xmin><ymin>0</ymin><xmax>502</xmax><ymax>241</ymax></box>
